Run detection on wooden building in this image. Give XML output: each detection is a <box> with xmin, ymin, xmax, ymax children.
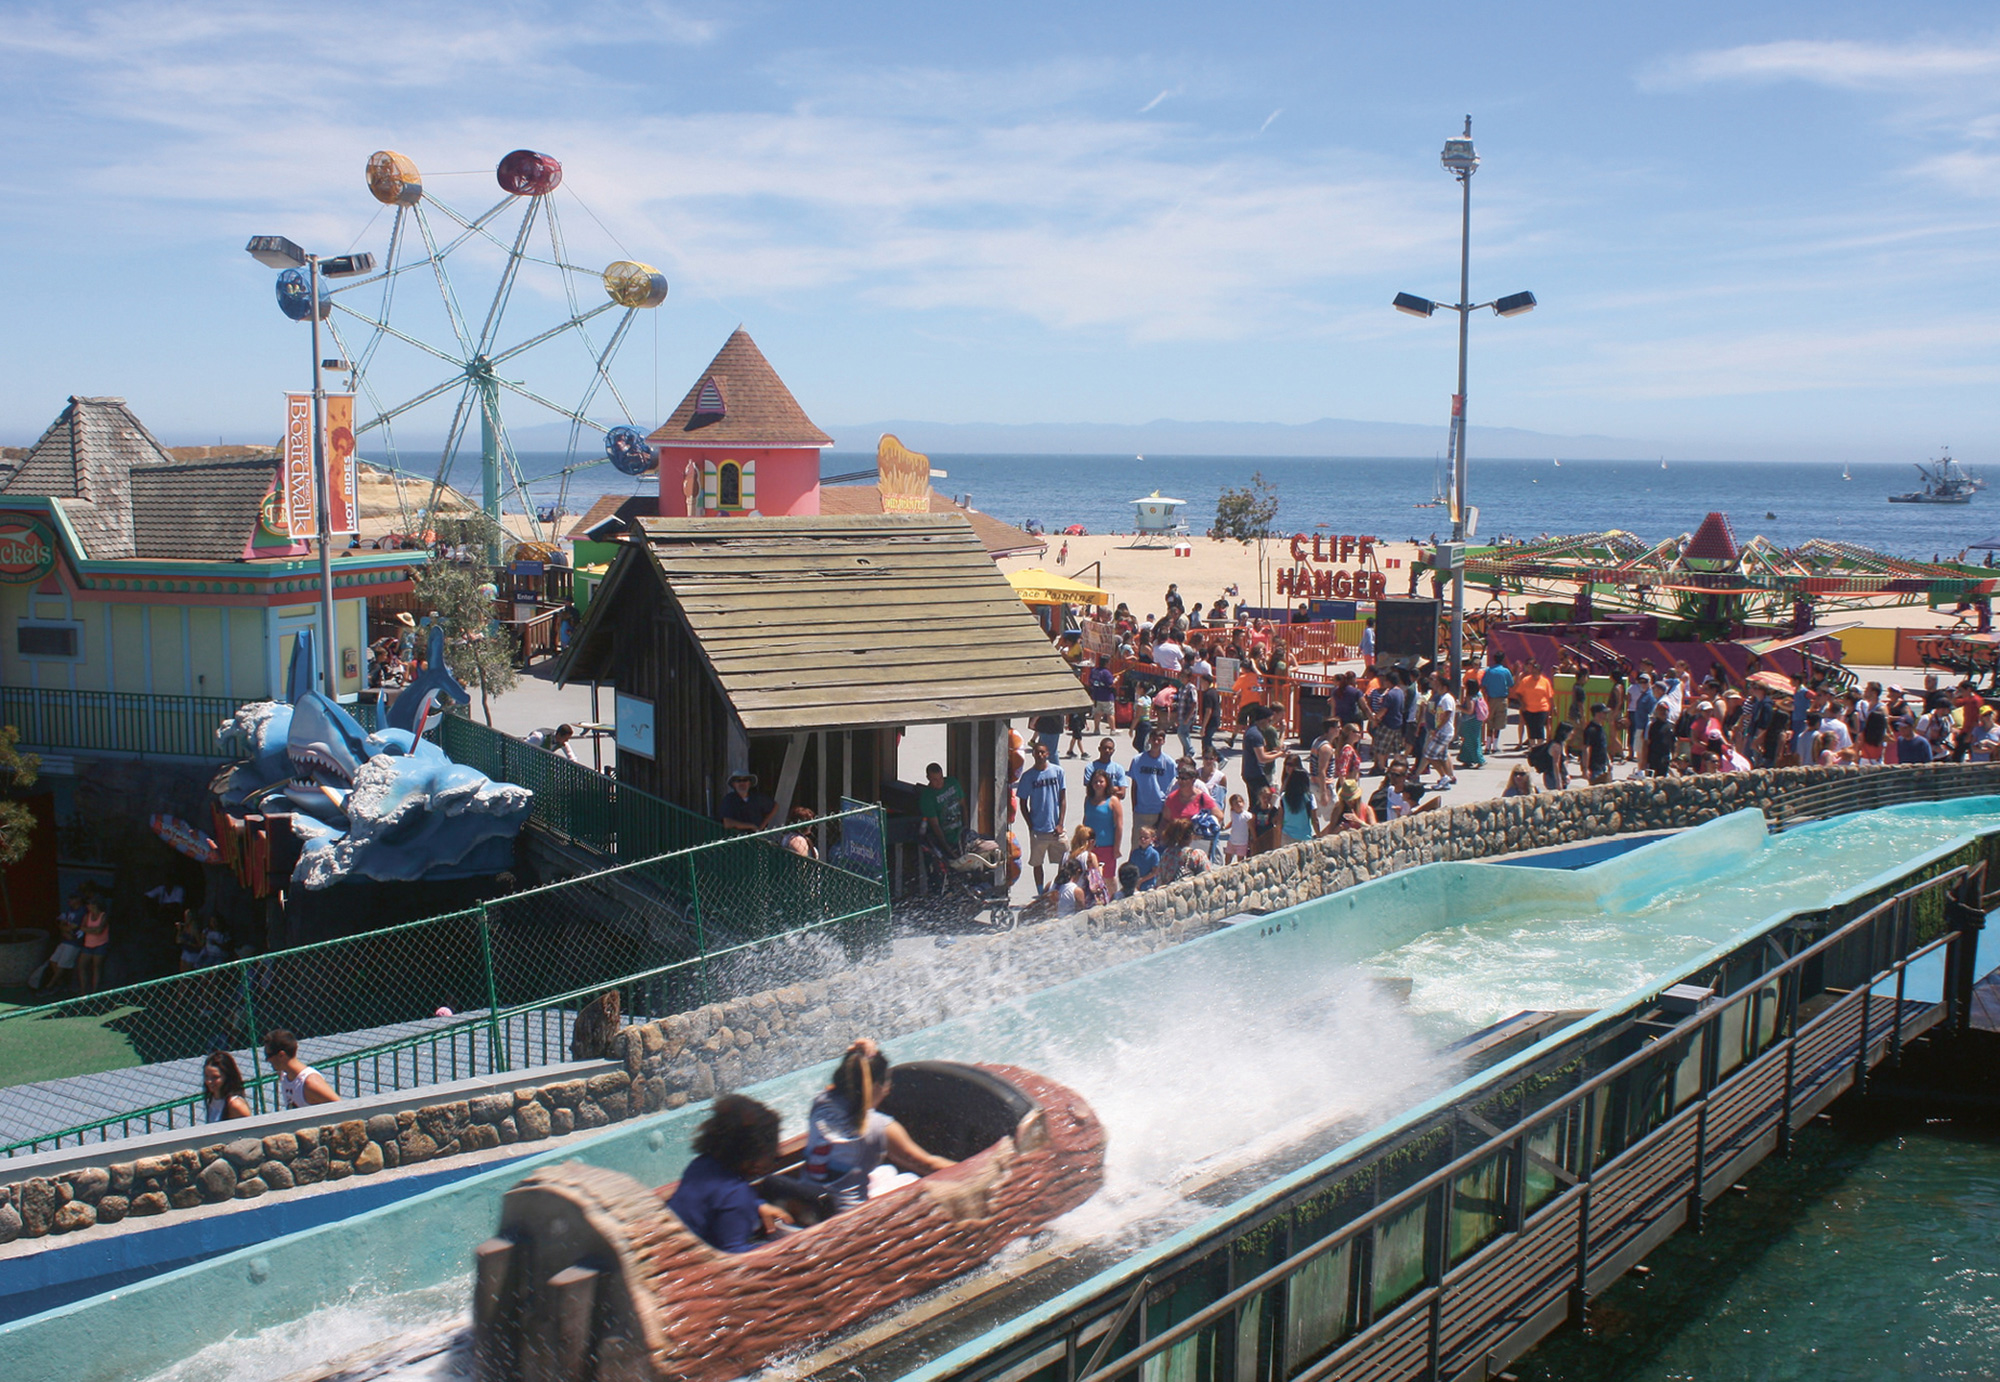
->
<box><xmin>0</xmin><ymin>396</ymin><xmax>417</xmax><ymax>705</ymax></box>
<box><xmin>556</xmin><ymin>514</ymin><xmax>1089</xmax><ymax>828</ymax></box>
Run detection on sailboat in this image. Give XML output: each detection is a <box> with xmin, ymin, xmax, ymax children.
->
<box><xmin>1659</xmin><ymin>456</ymin><xmax>1668</xmax><ymax>470</ymax></box>
<box><xmin>1415</xmin><ymin>455</ymin><xmax>1449</xmax><ymax>508</ymax></box>
<box><xmin>1841</xmin><ymin>463</ymin><xmax>1851</xmax><ymax>481</ymax></box>
<box><xmin>1552</xmin><ymin>456</ymin><xmax>1561</xmax><ymax>468</ymax></box>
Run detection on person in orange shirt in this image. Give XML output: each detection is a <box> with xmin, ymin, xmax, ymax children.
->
<box><xmin>1515</xmin><ymin>659</ymin><xmax>1555</xmax><ymax>749</ymax></box>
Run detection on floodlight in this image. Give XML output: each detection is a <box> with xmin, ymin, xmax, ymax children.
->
<box><xmin>322</xmin><ymin>359</ymin><xmax>351</xmax><ymax>371</ymax></box>
<box><xmin>245</xmin><ymin>235</ymin><xmax>307</xmax><ymax>269</ymax></box>
<box><xmin>1493</xmin><ymin>290</ymin><xmax>1537</xmax><ymax>318</ymax></box>
<box><xmin>1394</xmin><ymin>292</ymin><xmax>1439</xmax><ymax>318</ymax></box>
<box><xmin>320</xmin><ymin>253</ymin><xmax>377</xmax><ymax>278</ymax></box>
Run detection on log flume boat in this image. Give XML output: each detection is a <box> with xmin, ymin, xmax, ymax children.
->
<box><xmin>471</xmin><ymin>1062</ymin><xmax>1106</xmax><ymax>1382</ymax></box>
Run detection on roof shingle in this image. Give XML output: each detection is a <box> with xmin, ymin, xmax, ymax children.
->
<box><xmin>0</xmin><ymin>396</ymin><xmax>179</xmax><ymax>558</ymax></box>
<box><xmin>128</xmin><ymin>457</ymin><xmax>280</xmax><ymax>560</ymax></box>
<box><xmin>647</xmin><ymin>329</ymin><xmax>832</xmax><ymax>449</ymax></box>
<box><xmin>818</xmin><ymin>484</ymin><xmax>1045</xmax><ymax>559</ymax></box>
<box><xmin>564</xmin><ymin>514</ymin><xmax>1088</xmax><ymax>731</ymax></box>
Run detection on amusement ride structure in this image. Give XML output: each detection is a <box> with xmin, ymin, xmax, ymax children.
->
<box><xmin>301</xmin><ymin>149</ymin><xmax>668</xmax><ymax>542</ymax></box>
<box><xmin>1436</xmin><ymin>512</ymin><xmax>2000</xmax><ymax>687</ymax></box>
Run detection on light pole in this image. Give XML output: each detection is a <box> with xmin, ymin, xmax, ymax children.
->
<box><xmin>246</xmin><ymin>236</ymin><xmax>375</xmax><ymax>699</ymax></box>
<box><xmin>1393</xmin><ymin>116</ymin><xmax>1536</xmax><ymax>687</ymax></box>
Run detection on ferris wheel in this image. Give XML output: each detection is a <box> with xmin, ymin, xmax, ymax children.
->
<box><xmin>314</xmin><ymin>148</ymin><xmax>668</xmax><ymax>543</ymax></box>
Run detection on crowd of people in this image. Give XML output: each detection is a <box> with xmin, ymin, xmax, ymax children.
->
<box><xmin>965</xmin><ymin>583</ymin><xmax>2000</xmax><ymax>917</ymax></box>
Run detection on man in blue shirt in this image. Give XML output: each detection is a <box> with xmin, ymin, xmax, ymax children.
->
<box><xmin>1083</xmin><ymin>737</ymin><xmax>1129</xmax><ymax>799</ymax></box>
<box><xmin>1129</xmin><ymin>730</ymin><xmax>1177</xmax><ymax>832</ymax></box>
<box><xmin>1480</xmin><ymin>655</ymin><xmax>1514</xmax><ymax>753</ymax></box>
<box><xmin>1895</xmin><ymin>717</ymin><xmax>1934</xmax><ymax>764</ymax></box>
<box><xmin>1359</xmin><ymin>619</ymin><xmax>1375</xmax><ymax>662</ymax></box>
<box><xmin>1374</xmin><ymin>678</ymin><xmax>1406</xmax><ymax>774</ymax></box>
<box><xmin>1014</xmin><ymin>738</ymin><xmax>1068</xmax><ymax>893</ymax></box>
<box><xmin>1628</xmin><ymin>675</ymin><xmax>1657</xmax><ymax>766</ymax></box>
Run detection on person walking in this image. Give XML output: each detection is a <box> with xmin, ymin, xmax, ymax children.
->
<box><xmin>1128</xmin><ymin>730</ymin><xmax>1177</xmax><ymax>835</ymax></box>
<box><xmin>1417</xmin><ymin>671</ymin><xmax>1458</xmax><ymax>788</ymax></box>
<box><xmin>1481</xmin><ymin>654</ymin><xmax>1514</xmax><ymax>752</ymax></box>
<box><xmin>264</xmin><ymin>1030</ymin><xmax>339</xmax><ymax>1107</ymax></box>
<box><xmin>1013</xmin><ymin>739</ymin><xmax>1069</xmax><ymax>894</ymax></box>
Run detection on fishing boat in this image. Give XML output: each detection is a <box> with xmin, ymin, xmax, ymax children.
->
<box><xmin>471</xmin><ymin>1061</ymin><xmax>1106</xmax><ymax>1382</ymax></box>
<box><xmin>1888</xmin><ymin>449</ymin><xmax>1976</xmax><ymax>504</ymax></box>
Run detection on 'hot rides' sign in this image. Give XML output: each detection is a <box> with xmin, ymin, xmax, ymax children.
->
<box><xmin>0</xmin><ymin>516</ymin><xmax>56</xmax><ymax>583</ymax></box>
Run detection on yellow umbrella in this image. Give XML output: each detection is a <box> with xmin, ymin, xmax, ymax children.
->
<box><xmin>1008</xmin><ymin>568</ymin><xmax>1111</xmax><ymax>607</ymax></box>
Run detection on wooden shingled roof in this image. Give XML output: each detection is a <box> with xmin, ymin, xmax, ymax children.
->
<box><xmin>564</xmin><ymin>513</ymin><xmax>1089</xmax><ymax>732</ymax></box>
<box><xmin>647</xmin><ymin>328</ymin><xmax>834</xmax><ymax>449</ymax></box>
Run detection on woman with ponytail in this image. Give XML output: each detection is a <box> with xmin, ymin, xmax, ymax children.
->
<box><xmin>803</xmin><ymin>1039</ymin><xmax>954</xmax><ymax>1212</ymax></box>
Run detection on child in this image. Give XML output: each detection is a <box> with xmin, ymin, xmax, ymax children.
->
<box><xmin>1225</xmin><ymin>793</ymin><xmax>1253</xmax><ymax>861</ymax></box>
<box><xmin>1130</xmin><ymin>826</ymin><xmax>1162</xmax><ymax>890</ymax></box>
<box><xmin>803</xmin><ymin>1039</ymin><xmax>954</xmax><ymax>1213</ymax></box>
<box><xmin>1116</xmin><ymin>863</ymin><xmax>1140</xmax><ymax>899</ymax></box>
<box><xmin>667</xmin><ymin>1094</ymin><xmax>793</xmax><ymax>1252</ymax></box>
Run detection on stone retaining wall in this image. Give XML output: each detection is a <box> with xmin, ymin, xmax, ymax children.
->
<box><xmin>5</xmin><ymin>764</ymin><xmax>1978</xmax><ymax>1244</ymax></box>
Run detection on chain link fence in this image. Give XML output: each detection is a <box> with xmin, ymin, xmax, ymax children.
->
<box><xmin>0</xmin><ymin>804</ymin><xmax>888</xmax><ymax>1158</ymax></box>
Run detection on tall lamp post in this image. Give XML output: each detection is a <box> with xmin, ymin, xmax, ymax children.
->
<box><xmin>245</xmin><ymin>236</ymin><xmax>375</xmax><ymax>698</ymax></box>
<box><xmin>1393</xmin><ymin>116</ymin><xmax>1536</xmax><ymax>686</ymax></box>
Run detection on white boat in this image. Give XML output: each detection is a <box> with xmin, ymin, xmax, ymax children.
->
<box><xmin>1841</xmin><ymin>464</ymin><xmax>1851</xmax><ymax>481</ymax></box>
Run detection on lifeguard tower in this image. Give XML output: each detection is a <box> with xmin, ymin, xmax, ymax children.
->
<box><xmin>1128</xmin><ymin>490</ymin><xmax>1189</xmax><ymax>548</ymax></box>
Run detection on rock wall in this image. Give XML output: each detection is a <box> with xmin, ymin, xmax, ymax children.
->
<box><xmin>7</xmin><ymin>763</ymin><xmax>1984</xmax><ymax>1245</ymax></box>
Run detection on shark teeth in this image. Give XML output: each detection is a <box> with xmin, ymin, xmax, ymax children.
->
<box><xmin>289</xmin><ymin>742</ymin><xmax>356</xmax><ymax>788</ymax></box>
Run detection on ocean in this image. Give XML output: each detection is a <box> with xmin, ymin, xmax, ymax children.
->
<box><xmin>465</xmin><ymin>452</ymin><xmax>1995</xmax><ymax>560</ymax></box>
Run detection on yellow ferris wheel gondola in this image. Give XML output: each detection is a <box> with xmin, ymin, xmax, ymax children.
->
<box><xmin>603</xmin><ymin>261</ymin><xmax>669</xmax><ymax>309</ymax></box>
<box><xmin>365</xmin><ymin>150</ymin><xmax>423</xmax><ymax>206</ymax></box>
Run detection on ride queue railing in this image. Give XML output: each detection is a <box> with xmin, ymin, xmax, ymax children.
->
<box><xmin>924</xmin><ymin>848</ymin><xmax>1992</xmax><ymax>1382</ymax></box>
<box><xmin>0</xmin><ymin>804</ymin><xmax>890</xmax><ymax>1158</ymax></box>
<box><xmin>0</xmin><ymin>687</ymin><xmax>245</xmax><ymax>759</ymax></box>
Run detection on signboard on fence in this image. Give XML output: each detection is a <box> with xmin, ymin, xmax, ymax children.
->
<box><xmin>1374</xmin><ymin>597</ymin><xmax>1441</xmax><ymax>661</ymax></box>
<box><xmin>616</xmin><ymin>692</ymin><xmax>656</xmax><ymax>758</ymax></box>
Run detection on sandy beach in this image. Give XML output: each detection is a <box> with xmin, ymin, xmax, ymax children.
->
<box><xmin>995</xmin><ymin>533</ymin><xmax>1430</xmax><ymax>620</ymax></box>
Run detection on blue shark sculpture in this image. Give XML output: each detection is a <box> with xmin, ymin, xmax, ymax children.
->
<box><xmin>216</xmin><ymin>628</ymin><xmax>533</xmax><ymax>889</ymax></box>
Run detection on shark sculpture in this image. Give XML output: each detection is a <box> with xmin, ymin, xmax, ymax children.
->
<box><xmin>216</xmin><ymin>628</ymin><xmax>533</xmax><ymax>889</ymax></box>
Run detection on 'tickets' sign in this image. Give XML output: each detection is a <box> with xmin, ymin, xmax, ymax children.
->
<box><xmin>0</xmin><ymin>515</ymin><xmax>57</xmax><ymax>584</ymax></box>
<box><xmin>1276</xmin><ymin>532</ymin><xmax>1386</xmax><ymax>600</ymax></box>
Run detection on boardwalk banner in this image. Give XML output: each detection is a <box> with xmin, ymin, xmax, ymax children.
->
<box><xmin>325</xmin><ymin>392</ymin><xmax>360</xmax><ymax>534</ymax></box>
<box><xmin>280</xmin><ymin>392</ymin><xmax>315</xmax><ymax>537</ymax></box>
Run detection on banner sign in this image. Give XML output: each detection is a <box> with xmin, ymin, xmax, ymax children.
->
<box><xmin>1275</xmin><ymin>531</ymin><xmax>1388</xmax><ymax>600</ymax></box>
<box><xmin>325</xmin><ymin>393</ymin><xmax>360</xmax><ymax>534</ymax></box>
<box><xmin>0</xmin><ymin>515</ymin><xmax>57</xmax><ymax>584</ymax></box>
<box><xmin>281</xmin><ymin>393</ymin><xmax>315</xmax><ymax>538</ymax></box>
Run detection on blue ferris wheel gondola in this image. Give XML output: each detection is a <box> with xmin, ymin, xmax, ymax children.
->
<box><xmin>275</xmin><ymin>267</ymin><xmax>330</xmax><ymax>322</ymax></box>
<box><xmin>605</xmin><ymin>425</ymin><xmax>657</xmax><ymax>476</ymax></box>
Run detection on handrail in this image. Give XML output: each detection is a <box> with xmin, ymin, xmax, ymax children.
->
<box><xmin>0</xmin><ymin>803</ymin><xmax>891</xmax><ymax>1158</ymax></box>
<box><xmin>1059</xmin><ymin>854</ymin><xmax>1984</xmax><ymax>1382</ymax></box>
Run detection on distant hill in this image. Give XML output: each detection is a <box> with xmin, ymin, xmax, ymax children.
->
<box><xmin>820</xmin><ymin>417</ymin><xmax>1654</xmax><ymax>459</ymax></box>
<box><xmin>417</xmin><ymin>414</ymin><xmax>1652</xmax><ymax>459</ymax></box>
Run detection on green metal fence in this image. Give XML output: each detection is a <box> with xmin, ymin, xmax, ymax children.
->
<box><xmin>0</xmin><ymin>804</ymin><xmax>889</xmax><ymax>1158</ymax></box>
<box><xmin>437</xmin><ymin>713</ymin><xmax>723</xmax><ymax>858</ymax></box>
<box><xmin>1</xmin><ymin>687</ymin><xmax>245</xmax><ymax>759</ymax></box>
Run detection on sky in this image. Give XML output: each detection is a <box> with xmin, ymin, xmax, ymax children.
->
<box><xmin>2</xmin><ymin>1</ymin><xmax>1999</xmax><ymax>463</ymax></box>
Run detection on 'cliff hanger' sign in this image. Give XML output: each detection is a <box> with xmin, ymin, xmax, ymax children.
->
<box><xmin>1276</xmin><ymin>532</ymin><xmax>1386</xmax><ymax>600</ymax></box>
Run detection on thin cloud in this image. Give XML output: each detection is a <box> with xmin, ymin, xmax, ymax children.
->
<box><xmin>1139</xmin><ymin>88</ymin><xmax>1176</xmax><ymax>113</ymax></box>
<box><xmin>1646</xmin><ymin>38</ymin><xmax>2000</xmax><ymax>91</ymax></box>
<box><xmin>1259</xmin><ymin>109</ymin><xmax>1283</xmax><ymax>133</ymax></box>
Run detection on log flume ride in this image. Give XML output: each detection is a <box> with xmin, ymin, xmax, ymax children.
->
<box><xmin>471</xmin><ymin>1062</ymin><xmax>1106</xmax><ymax>1382</ymax></box>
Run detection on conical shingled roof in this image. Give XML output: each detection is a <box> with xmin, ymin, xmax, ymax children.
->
<box><xmin>1684</xmin><ymin>511</ymin><xmax>1740</xmax><ymax>567</ymax></box>
<box><xmin>0</xmin><ymin>396</ymin><xmax>175</xmax><ymax>558</ymax></box>
<box><xmin>648</xmin><ymin>329</ymin><xmax>832</xmax><ymax>449</ymax></box>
